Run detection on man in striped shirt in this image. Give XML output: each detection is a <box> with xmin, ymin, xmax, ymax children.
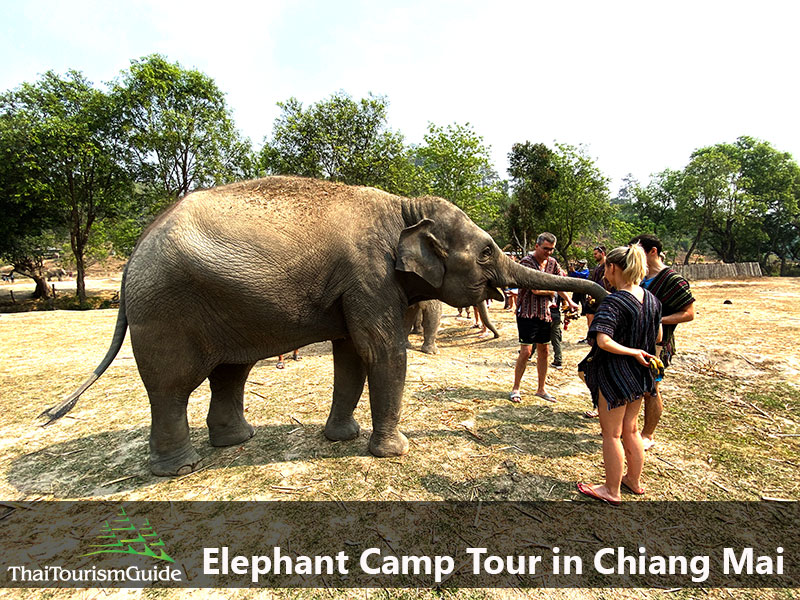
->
<box><xmin>630</xmin><ymin>234</ymin><xmax>696</xmax><ymax>450</ymax></box>
<box><xmin>509</xmin><ymin>232</ymin><xmax>579</xmax><ymax>403</ymax></box>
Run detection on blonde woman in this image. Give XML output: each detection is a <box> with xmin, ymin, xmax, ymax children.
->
<box><xmin>576</xmin><ymin>245</ymin><xmax>662</xmax><ymax>505</ymax></box>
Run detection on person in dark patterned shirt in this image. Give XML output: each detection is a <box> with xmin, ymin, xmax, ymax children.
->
<box><xmin>630</xmin><ymin>234</ymin><xmax>696</xmax><ymax>451</ymax></box>
<box><xmin>509</xmin><ymin>232</ymin><xmax>579</xmax><ymax>404</ymax></box>
<box><xmin>576</xmin><ymin>244</ymin><xmax>662</xmax><ymax>505</ymax></box>
<box><xmin>582</xmin><ymin>245</ymin><xmax>615</xmax><ymax>418</ymax></box>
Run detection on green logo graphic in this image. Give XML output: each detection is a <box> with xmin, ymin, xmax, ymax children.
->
<box><xmin>82</xmin><ymin>507</ymin><xmax>175</xmax><ymax>563</ymax></box>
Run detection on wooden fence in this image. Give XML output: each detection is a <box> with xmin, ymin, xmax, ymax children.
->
<box><xmin>670</xmin><ymin>262</ymin><xmax>762</xmax><ymax>280</ymax></box>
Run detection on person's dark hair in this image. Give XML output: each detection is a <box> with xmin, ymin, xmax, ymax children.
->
<box><xmin>629</xmin><ymin>234</ymin><xmax>662</xmax><ymax>255</ymax></box>
<box><xmin>593</xmin><ymin>245</ymin><xmax>606</xmax><ymax>254</ymax></box>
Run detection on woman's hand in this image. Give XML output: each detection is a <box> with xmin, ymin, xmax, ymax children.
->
<box><xmin>597</xmin><ymin>333</ymin><xmax>654</xmax><ymax>366</ymax></box>
<box><xmin>633</xmin><ymin>349</ymin><xmax>655</xmax><ymax>367</ymax></box>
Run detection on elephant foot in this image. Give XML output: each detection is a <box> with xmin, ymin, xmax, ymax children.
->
<box><xmin>149</xmin><ymin>443</ymin><xmax>203</xmax><ymax>477</ymax></box>
<box><xmin>368</xmin><ymin>430</ymin><xmax>409</xmax><ymax>457</ymax></box>
<box><xmin>421</xmin><ymin>343</ymin><xmax>439</xmax><ymax>355</ymax></box>
<box><xmin>208</xmin><ymin>420</ymin><xmax>255</xmax><ymax>447</ymax></box>
<box><xmin>324</xmin><ymin>416</ymin><xmax>361</xmax><ymax>441</ymax></box>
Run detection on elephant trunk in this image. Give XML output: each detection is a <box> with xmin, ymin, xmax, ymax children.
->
<box><xmin>495</xmin><ymin>253</ymin><xmax>608</xmax><ymax>302</ymax></box>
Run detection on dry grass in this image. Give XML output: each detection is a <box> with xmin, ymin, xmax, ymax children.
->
<box><xmin>1</xmin><ymin>276</ymin><xmax>798</xmax><ymax>599</ymax></box>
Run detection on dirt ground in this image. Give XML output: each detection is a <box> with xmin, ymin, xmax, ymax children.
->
<box><xmin>0</xmin><ymin>276</ymin><xmax>798</xmax><ymax>599</ymax></box>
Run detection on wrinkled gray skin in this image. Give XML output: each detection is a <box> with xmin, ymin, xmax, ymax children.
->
<box><xmin>405</xmin><ymin>300</ymin><xmax>498</xmax><ymax>355</ymax></box>
<box><xmin>42</xmin><ymin>177</ymin><xmax>607</xmax><ymax>476</ymax></box>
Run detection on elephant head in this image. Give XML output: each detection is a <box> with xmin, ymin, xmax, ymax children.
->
<box><xmin>395</xmin><ymin>202</ymin><xmax>607</xmax><ymax>306</ymax></box>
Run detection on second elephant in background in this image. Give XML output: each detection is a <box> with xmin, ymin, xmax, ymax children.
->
<box><xmin>405</xmin><ymin>300</ymin><xmax>499</xmax><ymax>355</ymax></box>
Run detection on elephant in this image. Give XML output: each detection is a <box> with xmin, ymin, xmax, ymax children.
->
<box><xmin>405</xmin><ymin>300</ymin><xmax>442</xmax><ymax>354</ymax></box>
<box><xmin>405</xmin><ymin>300</ymin><xmax>498</xmax><ymax>355</ymax></box>
<box><xmin>41</xmin><ymin>176</ymin><xmax>607</xmax><ymax>476</ymax></box>
<box><xmin>46</xmin><ymin>267</ymin><xmax>66</xmax><ymax>281</ymax></box>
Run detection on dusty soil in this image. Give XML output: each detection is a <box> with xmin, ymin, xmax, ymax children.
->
<box><xmin>0</xmin><ymin>277</ymin><xmax>798</xmax><ymax>599</ymax></box>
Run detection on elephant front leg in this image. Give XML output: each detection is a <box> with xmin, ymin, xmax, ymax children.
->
<box><xmin>325</xmin><ymin>338</ymin><xmax>367</xmax><ymax>442</ymax></box>
<box><xmin>366</xmin><ymin>346</ymin><xmax>410</xmax><ymax>457</ymax></box>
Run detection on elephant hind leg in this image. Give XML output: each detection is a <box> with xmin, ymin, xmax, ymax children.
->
<box><xmin>324</xmin><ymin>338</ymin><xmax>366</xmax><ymax>442</ymax></box>
<box><xmin>420</xmin><ymin>300</ymin><xmax>441</xmax><ymax>354</ymax></box>
<box><xmin>207</xmin><ymin>363</ymin><xmax>256</xmax><ymax>447</ymax></box>
<box><xmin>147</xmin><ymin>390</ymin><xmax>203</xmax><ymax>477</ymax></box>
<box><xmin>136</xmin><ymin>352</ymin><xmax>206</xmax><ymax>476</ymax></box>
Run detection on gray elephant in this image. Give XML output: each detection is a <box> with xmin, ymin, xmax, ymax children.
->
<box><xmin>405</xmin><ymin>300</ymin><xmax>498</xmax><ymax>355</ymax></box>
<box><xmin>405</xmin><ymin>300</ymin><xmax>442</xmax><ymax>354</ymax></box>
<box><xmin>42</xmin><ymin>177</ymin><xmax>607</xmax><ymax>476</ymax></box>
<box><xmin>46</xmin><ymin>267</ymin><xmax>66</xmax><ymax>281</ymax></box>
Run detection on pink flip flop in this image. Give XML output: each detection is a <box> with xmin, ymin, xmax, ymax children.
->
<box><xmin>621</xmin><ymin>479</ymin><xmax>645</xmax><ymax>495</ymax></box>
<box><xmin>576</xmin><ymin>482</ymin><xmax>620</xmax><ymax>506</ymax></box>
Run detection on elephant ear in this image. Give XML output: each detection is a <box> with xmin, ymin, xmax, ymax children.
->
<box><xmin>395</xmin><ymin>219</ymin><xmax>447</xmax><ymax>288</ymax></box>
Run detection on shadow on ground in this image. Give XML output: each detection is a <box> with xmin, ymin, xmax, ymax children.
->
<box><xmin>9</xmin><ymin>405</ymin><xmax>601</xmax><ymax>499</ymax></box>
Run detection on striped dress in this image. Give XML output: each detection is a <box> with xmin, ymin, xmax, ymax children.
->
<box><xmin>578</xmin><ymin>289</ymin><xmax>662</xmax><ymax>410</ymax></box>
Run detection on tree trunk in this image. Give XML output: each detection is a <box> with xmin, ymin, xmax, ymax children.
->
<box><xmin>13</xmin><ymin>260</ymin><xmax>52</xmax><ymax>299</ymax></box>
<box><xmin>75</xmin><ymin>251</ymin><xmax>87</xmax><ymax>305</ymax></box>
<box><xmin>33</xmin><ymin>275</ymin><xmax>52</xmax><ymax>300</ymax></box>
<box><xmin>684</xmin><ymin>223</ymin><xmax>705</xmax><ymax>265</ymax></box>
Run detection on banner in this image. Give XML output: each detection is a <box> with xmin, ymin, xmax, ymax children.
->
<box><xmin>1</xmin><ymin>501</ymin><xmax>796</xmax><ymax>588</ymax></box>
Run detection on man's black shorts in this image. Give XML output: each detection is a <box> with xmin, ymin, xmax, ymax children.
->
<box><xmin>516</xmin><ymin>316</ymin><xmax>551</xmax><ymax>345</ymax></box>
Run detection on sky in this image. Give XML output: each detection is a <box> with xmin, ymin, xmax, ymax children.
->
<box><xmin>2</xmin><ymin>0</ymin><xmax>799</xmax><ymax>193</ymax></box>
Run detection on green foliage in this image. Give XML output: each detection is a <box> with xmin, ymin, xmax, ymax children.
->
<box><xmin>616</xmin><ymin>170</ymin><xmax>680</xmax><ymax>239</ymax></box>
<box><xmin>260</xmin><ymin>92</ymin><xmax>418</xmax><ymax>195</ymax></box>
<box><xmin>0</xmin><ymin>70</ymin><xmax>134</xmax><ymax>301</ymax></box>
<box><xmin>0</xmin><ymin>103</ymin><xmax>62</xmax><ymax>269</ymax></box>
<box><xmin>542</xmin><ymin>143</ymin><xmax>612</xmax><ymax>262</ymax></box>
<box><xmin>675</xmin><ymin>137</ymin><xmax>800</xmax><ymax>266</ymax></box>
<box><xmin>505</xmin><ymin>142</ymin><xmax>610</xmax><ymax>261</ymax></box>
<box><xmin>505</xmin><ymin>142</ymin><xmax>559</xmax><ymax>250</ymax></box>
<box><xmin>114</xmin><ymin>54</ymin><xmax>252</xmax><ymax>200</ymax></box>
<box><xmin>414</xmin><ymin>122</ymin><xmax>506</xmax><ymax>226</ymax></box>
<box><xmin>734</xmin><ymin>136</ymin><xmax>800</xmax><ymax>272</ymax></box>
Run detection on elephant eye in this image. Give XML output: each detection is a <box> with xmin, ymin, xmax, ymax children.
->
<box><xmin>478</xmin><ymin>245</ymin><xmax>493</xmax><ymax>263</ymax></box>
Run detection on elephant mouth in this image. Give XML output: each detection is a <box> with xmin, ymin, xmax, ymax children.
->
<box><xmin>485</xmin><ymin>284</ymin><xmax>504</xmax><ymax>302</ymax></box>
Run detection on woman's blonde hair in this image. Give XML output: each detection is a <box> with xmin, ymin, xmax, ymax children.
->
<box><xmin>605</xmin><ymin>244</ymin><xmax>647</xmax><ymax>285</ymax></box>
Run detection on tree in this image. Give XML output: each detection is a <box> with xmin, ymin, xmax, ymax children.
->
<box><xmin>115</xmin><ymin>54</ymin><xmax>252</xmax><ymax>205</ymax></box>
<box><xmin>733</xmin><ymin>136</ymin><xmax>800</xmax><ymax>274</ymax></box>
<box><xmin>261</xmin><ymin>92</ymin><xmax>419</xmax><ymax>195</ymax></box>
<box><xmin>542</xmin><ymin>143</ymin><xmax>612</xmax><ymax>262</ymax></box>
<box><xmin>676</xmin><ymin>137</ymin><xmax>800</xmax><ymax>267</ymax></box>
<box><xmin>0</xmin><ymin>132</ymin><xmax>62</xmax><ymax>298</ymax></box>
<box><xmin>0</xmin><ymin>70</ymin><xmax>133</xmax><ymax>302</ymax></box>
<box><xmin>617</xmin><ymin>170</ymin><xmax>680</xmax><ymax>238</ymax></box>
<box><xmin>0</xmin><ymin>102</ymin><xmax>57</xmax><ymax>298</ymax></box>
<box><xmin>414</xmin><ymin>122</ymin><xmax>505</xmax><ymax>226</ymax></box>
<box><xmin>505</xmin><ymin>142</ymin><xmax>560</xmax><ymax>251</ymax></box>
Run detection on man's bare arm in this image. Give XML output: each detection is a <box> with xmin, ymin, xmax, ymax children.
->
<box><xmin>662</xmin><ymin>301</ymin><xmax>695</xmax><ymax>325</ymax></box>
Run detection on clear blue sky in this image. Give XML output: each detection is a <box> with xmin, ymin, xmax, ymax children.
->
<box><xmin>2</xmin><ymin>0</ymin><xmax>798</xmax><ymax>193</ymax></box>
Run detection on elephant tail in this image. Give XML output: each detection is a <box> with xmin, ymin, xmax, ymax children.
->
<box><xmin>39</xmin><ymin>269</ymin><xmax>129</xmax><ymax>426</ymax></box>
